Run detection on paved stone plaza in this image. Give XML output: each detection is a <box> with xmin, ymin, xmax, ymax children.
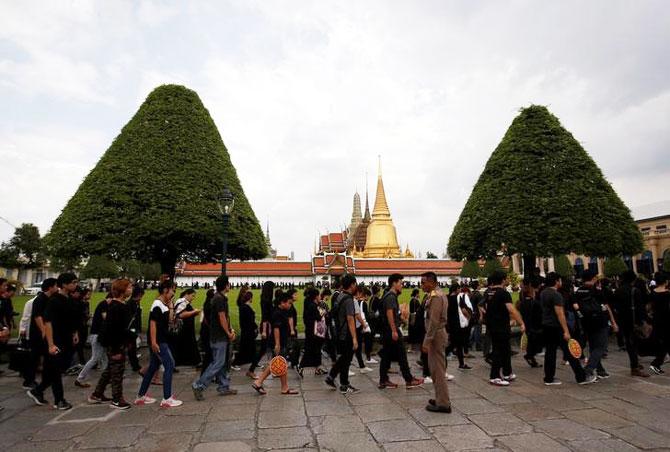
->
<box><xmin>1</xmin><ymin>346</ymin><xmax>670</xmax><ymax>451</ymax></box>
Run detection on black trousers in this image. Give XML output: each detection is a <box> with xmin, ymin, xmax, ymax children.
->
<box><xmin>489</xmin><ymin>332</ymin><xmax>512</xmax><ymax>380</ymax></box>
<box><xmin>300</xmin><ymin>334</ymin><xmax>324</xmax><ymax>368</ymax></box>
<box><xmin>620</xmin><ymin>327</ymin><xmax>640</xmax><ymax>370</ymax></box>
<box><xmin>329</xmin><ymin>338</ymin><xmax>354</xmax><ymax>386</ymax></box>
<box><xmin>543</xmin><ymin>327</ymin><xmax>585</xmax><ymax>383</ymax></box>
<box><xmin>379</xmin><ymin>334</ymin><xmax>413</xmax><ymax>383</ymax></box>
<box><xmin>127</xmin><ymin>335</ymin><xmax>140</xmax><ymax>371</ymax></box>
<box><xmin>94</xmin><ymin>350</ymin><xmax>126</xmax><ymax>402</ymax></box>
<box><xmin>445</xmin><ymin>327</ymin><xmax>465</xmax><ymax>367</ymax></box>
<box><xmin>23</xmin><ymin>343</ymin><xmax>42</xmax><ymax>385</ymax></box>
<box><xmin>420</xmin><ymin>351</ymin><xmax>430</xmax><ymax>377</ymax></box>
<box><xmin>651</xmin><ymin>334</ymin><xmax>670</xmax><ymax>368</ymax></box>
<box><xmin>35</xmin><ymin>348</ymin><xmax>67</xmax><ymax>403</ymax></box>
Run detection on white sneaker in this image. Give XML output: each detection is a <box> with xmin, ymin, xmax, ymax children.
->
<box><xmin>423</xmin><ymin>376</ymin><xmax>433</xmax><ymax>384</ymax></box>
<box><xmin>445</xmin><ymin>373</ymin><xmax>455</xmax><ymax>381</ymax></box>
<box><xmin>348</xmin><ymin>370</ymin><xmax>355</xmax><ymax>377</ymax></box>
<box><xmin>503</xmin><ymin>373</ymin><xmax>516</xmax><ymax>381</ymax></box>
<box><xmin>160</xmin><ymin>397</ymin><xmax>183</xmax><ymax>408</ymax></box>
<box><xmin>133</xmin><ymin>395</ymin><xmax>157</xmax><ymax>405</ymax></box>
<box><xmin>231</xmin><ymin>365</ymin><xmax>241</xmax><ymax>371</ymax></box>
<box><xmin>359</xmin><ymin>367</ymin><xmax>373</xmax><ymax>374</ymax></box>
<box><xmin>489</xmin><ymin>378</ymin><xmax>510</xmax><ymax>387</ymax></box>
<box><xmin>366</xmin><ymin>358</ymin><xmax>378</xmax><ymax>364</ymax></box>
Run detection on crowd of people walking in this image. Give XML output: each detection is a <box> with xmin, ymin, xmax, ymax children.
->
<box><xmin>0</xmin><ymin>265</ymin><xmax>668</xmax><ymax>414</ymax></box>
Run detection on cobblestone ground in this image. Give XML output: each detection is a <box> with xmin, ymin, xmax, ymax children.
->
<box><xmin>1</xmin><ymin>344</ymin><xmax>670</xmax><ymax>451</ymax></box>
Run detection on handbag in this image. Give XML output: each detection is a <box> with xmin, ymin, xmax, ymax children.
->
<box><xmin>314</xmin><ymin>318</ymin><xmax>327</xmax><ymax>338</ymax></box>
<box><xmin>9</xmin><ymin>340</ymin><xmax>31</xmax><ymax>374</ymax></box>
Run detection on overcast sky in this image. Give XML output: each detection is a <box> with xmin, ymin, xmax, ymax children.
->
<box><xmin>1</xmin><ymin>1</ymin><xmax>669</xmax><ymax>260</ymax></box>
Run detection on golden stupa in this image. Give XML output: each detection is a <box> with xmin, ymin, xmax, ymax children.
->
<box><xmin>363</xmin><ymin>160</ymin><xmax>402</xmax><ymax>258</ymax></box>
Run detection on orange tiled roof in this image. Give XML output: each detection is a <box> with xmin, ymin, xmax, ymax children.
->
<box><xmin>179</xmin><ymin>261</ymin><xmax>313</xmax><ymax>277</ymax></box>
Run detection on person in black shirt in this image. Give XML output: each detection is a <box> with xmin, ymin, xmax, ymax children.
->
<box><xmin>192</xmin><ymin>276</ymin><xmax>237</xmax><ymax>401</ymax></box>
<box><xmin>28</xmin><ymin>273</ymin><xmax>79</xmax><ymax>411</ymax></box>
<box><xmin>378</xmin><ymin>273</ymin><xmax>424</xmax><ymax>389</ymax></box>
<box><xmin>126</xmin><ymin>285</ymin><xmax>144</xmax><ymax>372</ymax></box>
<box><xmin>325</xmin><ymin>275</ymin><xmax>360</xmax><ymax>393</ymax></box>
<box><xmin>76</xmin><ymin>293</ymin><xmax>112</xmax><ymax>387</ymax></box>
<box><xmin>573</xmin><ymin>270</ymin><xmax>618</xmax><ymax>381</ymax></box>
<box><xmin>199</xmin><ymin>289</ymin><xmax>215</xmax><ymax>375</ymax></box>
<box><xmin>23</xmin><ymin>278</ymin><xmax>58</xmax><ymax>389</ymax></box>
<box><xmin>519</xmin><ymin>279</ymin><xmax>542</xmax><ymax>368</ymax></box>
<box><xmin>650</xmin><ymin>272</ymin><xmax>670</xmax><ymax>375</ymax></box>
<box><xmin>613</xmin><ymin>271</ymin><xmax>649</xmax><ymax>377</ymax></box>
<box><xmin>540</xmin><ymin>272</ymin><xmax>588</xmax><ymax>385</ymax></box>
<box><xmin>408</xmin><ymin>288</ymin><xmax>423</xmax><ymax>346</ymax></box>
<box><xmin>299</xmin><ymin>287</ymin><xmax>327</xmax><ymax>375</ymax></box>
<box><xmin>90</xmin><ymin>279</ymin><xmax>133</xmax><ymax>409</ymax></box>
<box><xmin>258</xmin><ymin>281</ymin><xmax>276</xmax><ymax>366</ymax></box>
<box><xmin>252</xmin><ymin>293</ymin><xmax>299</xmax><ymax>395</ymax></box>
<box><xmin>485</xmin><ymin>271</ymin><xmax>525</xmax><ymax>387</ymax></box>
<box><xmin>286</xmin><ymin>288</ymin><xmax>301</xmax><ymax>369</ymax></box>
<box><xmin>233</xmin><ymin>291</ymin><xmax>261</xmax><ymax>379</ymax></box>
<box><xmin>135</xmin><ymin>280</ymin><xmax>183</xmax><ymax>408</ymax></box>
<box><xmin>71</xmin><ymin>286</ymin><xmax>90</xmax><ymax>367</ymax></box>
<box><xmin>173</xmin><ymin>288</ymin><xmax>201</xmax><ymax>367</ymax></box>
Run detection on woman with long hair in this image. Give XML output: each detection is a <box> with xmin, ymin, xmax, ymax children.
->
<box><xmin>233</xmin><ymin>291</ymin><xmax>261</xmax><ymax>378</ymax></box>
<box><xmin>445</xmin><ymin>283</ymin><xmax>471</xmax><ymax>370</ymax></box>
<box><xmin>298</xmin><ymin>287</ymin><xmax>328</xmax><ymax>375</ymax></box>
<box><xmin>407</xmin><ymin>288</ymin><xmax>423</xmax><ymax>349</ymax></box>
<box><xmin>259</xmin><ymin>281</ymin><xmax>276</xmax><ymax>365</ymax></box>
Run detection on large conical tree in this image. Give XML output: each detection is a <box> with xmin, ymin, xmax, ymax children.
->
<box><xmin>448</xmin><ymin>105</ymin><xmax>643</xmax><ymax>264</ymax></box>
<box><xmin>46</xmin><ymin>84</ymin><xmax>267</xmax><ymax>276</ymax></box>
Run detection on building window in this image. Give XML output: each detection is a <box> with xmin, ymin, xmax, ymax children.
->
<box><xmin>656</xmin><ymin>224</ymin><xmax>667</xmax><ymax>233</ymax></box>
<box><xmin>641</xmin><ymin>227</ymin><xmax>651</xmax><ymax>235</ymax></box>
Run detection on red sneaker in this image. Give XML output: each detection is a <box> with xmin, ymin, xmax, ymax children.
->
<box><xmin>406</xmin><ymin>378</ymin><xmax>424</xmax><ymax>389</ymax></box>
<box><xmin>378</xmin><ymin>380</ymin><xmax>399</xmax><ymax>389</ymax></box>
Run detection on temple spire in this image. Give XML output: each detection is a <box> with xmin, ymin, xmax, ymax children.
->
<box><xmin>371</xmin><ymin>158</ymin><xmax>391</xmax><ymax>219</ymax></box>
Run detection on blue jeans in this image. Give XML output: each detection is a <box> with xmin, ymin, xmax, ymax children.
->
<box><xmin>138</xmin><ymin>343</ymin><xmax>174</xmax><ymax>400</ymax></box>
<box><xmin>192</xmin><ymin>341</ymin><xmax>230</xmax><ymax>393</ymax></box>
<box><xmin>77</xmin><ymin>334</ymin><xmax>108</xmax><ymax>382</ymax></box>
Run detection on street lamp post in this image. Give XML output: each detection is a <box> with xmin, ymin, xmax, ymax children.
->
<box><xmin>217</xmin><ymin>187</ymin><xmax>235</xmax><ymax>276</ymax></box>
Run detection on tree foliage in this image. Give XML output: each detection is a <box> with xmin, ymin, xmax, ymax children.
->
<box><xmin>460</xmin><ymin>259</ymin><xmax>481</xmax><ymax>278</ymax></box>
<box><xmin>604</xmin><ymin>256</ymin><xmax>628</xmax><ymax>278</ymax></box>
<box><xmin>482</xmin><ymin>258</ymin><xmax>504</xmax><ymax>277</ymax></box>
<box><xmin>81</xmin><ymin>255</ymin><xmax>119</xmax><ymax>280</ymax></box>
<box><xmin>0</xmin><ymin>223</ymin><xmax>44</xmax><ymax>269</ymax></box>
<box><xmin>448</xmin><ymin>105</ymin><xmax>643</xmax><ymax>260</ymax></box>
<box><xmin>554</xmin><ymin>255</ymin><xmax>575</xmax><ymax>279</ymax></box>
<box><xmin>45</xmin><ymin>85</ymin><xmax>267</xmax><ymax>276</ymax></box>
<box><xmin>121</xmin><ymin>259</ymin><xmax>161</xmax><ymax>281</ymax></box>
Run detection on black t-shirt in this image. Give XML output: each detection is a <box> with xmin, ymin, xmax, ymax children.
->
<box><xmin>484</xmin><ymin>287</ymin><xmax>512</xmax><ymax>334</ymax></box>
<box><xmin>99</xmin><ymin>299</ymin><xmax>131</xmax><ymax>351</ymax></box>
<box><xmin>209</xmin><ymin>293</ymin><xmax>230</xmax><ymax>342</ymax></box>
<box><xmin>271</xmin><ymin>307</ymin><xmax>290</xmax><ymax>349</ymax></box>
<box><xmin>44</xmin><ymin>292</ymin><xmax>76</xmax><ymax>348</ymax></box>
<box><xmin>89</xmin><ymin>300</ymin><xmax>109</xmax><ymax>335</ymax></box>
<box><xmin>381</xmin><ymin>291</ymin><xmax>401</xmax><ymax>336</ymax></box>
<box><xmin>0</xmin><ymin>296</ymin><xmax>13</xmax><ymax>327</ymax></box>
<box><xmin>540</xmin><ymin>288</ymin><xmax>564</xmax><ymax>329</ymax></box>
<box><xmin>148</xmin><ymin>299</ymin><xmax>170</xmax><ymax>345</ymax></box>
<box><xmin>337</xmin><ymin>292</ymin><xmax>356</xmax><ymax>340</ymax></box>
<box><xmin>29</xmin><ymin>292</ymin><xmax>49</xmax><ymax>345</ymax></box>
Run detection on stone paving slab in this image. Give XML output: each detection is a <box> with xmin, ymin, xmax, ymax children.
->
<box><xmin>1</xmin><ymin>345</ymin><xmax>670</xmax><ymax>451</ymax></box>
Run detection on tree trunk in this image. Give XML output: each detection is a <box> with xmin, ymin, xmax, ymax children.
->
<box><xmin>159</xmin><ymin>247</ymin><xmax>178</xmax><ymax>281</ymax></box>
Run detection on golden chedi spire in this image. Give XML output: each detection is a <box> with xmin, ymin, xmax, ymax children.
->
<box><xmin>363</xmin><ymin>157</ymin><xmax>401</xmax><ymax>258</ymax></box>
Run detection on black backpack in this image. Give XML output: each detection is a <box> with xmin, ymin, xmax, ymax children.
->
<box><xmin>574</xmin><ymin>286</ymin><xmax>603</xmax><ymax>320</ymax></box>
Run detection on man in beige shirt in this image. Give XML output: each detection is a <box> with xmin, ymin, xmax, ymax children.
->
<box><xmin>421</xmin><ymin>271</ymin><xmax>451</xmax><ymax>413</ymax></box>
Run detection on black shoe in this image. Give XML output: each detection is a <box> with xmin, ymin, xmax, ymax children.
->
<box><xmin>340</xmin><ymin>384</ymin><xmax>360</xmax><ymax>394</ymax></box>
<box><xmin>458</xmin><ymin>365</ymin><xmax>472</xmax><ymax>371</ymax></box>
<box><xmin>324</xmin><ymin>376</ymin><xmax>337</xmax><ymax>389</ymax></box>
<box><xmin>55</xmin><ymin>400</ymin><xmax>73</xmax><ymax>411</ymax></box>
<box><xmin>426</xmin><ymin>403</ymin><xmax>451</xmax><ymax>413</ymax></box>
<box><xmin>27</xmin><ymin>389</ymin><xmax>47</xmax><ymax>406</ymax></box>
<box><xmin>596</xmin><ymin>370</ymin><xmax>610</xmax><ymax>380</ymax></box>
<box><xmin>428</xmin><ymin>398</ymin><xmax>436</xmax><ymax>405</ymax></box>
<box><xmin>110</xmin><ymin>399</ymin><xmax>131</xmax><ymax>410</ymax></box>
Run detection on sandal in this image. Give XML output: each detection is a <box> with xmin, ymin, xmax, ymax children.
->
<box><xmin>251</xmin><ymin>383</ymin><xmax>267</xmax><ymax>395</ymax></box>
<box><xmin>281</xmin><ymin>389</ymin><xmax>299</xmax><ymax>395</ymax></box>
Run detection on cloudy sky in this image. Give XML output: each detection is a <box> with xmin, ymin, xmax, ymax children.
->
<box><xmin>1</xmin><ymin>1</ymin><xmax>669</xmax><ymax>260</ymax></box>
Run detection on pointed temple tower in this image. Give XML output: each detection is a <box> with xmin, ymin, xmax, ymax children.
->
<box><xmin>265</xmin><ymin>220</ymin><xmax>277</xmax><ymax>259</ymax></box>
<box><xmin>353</xmin><ymin>187</ymin><xmax>372</xmax><ymax>254</ymax></box>
<box><xmin>363</xmin><ymin>159</ymin><xmax>401</xmax><ymax>258</ymax></box>
<box><xmin>347</xmin><ymin>192</ymin><xmax>363</xmax><ymax>240</ymax></box>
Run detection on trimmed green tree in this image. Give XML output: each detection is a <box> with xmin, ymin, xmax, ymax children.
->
<box><xmin>482</xmin><ymin>258</ymin><xmax>503</xmax><ymax>277</ymax></box>
<box><xmin>554</xmin><ymin>255</ymin><xmax>575</xmax><ymax>279</ymax></box>
<box><xmin>460</xmin><ymin>259</ymin><xmax>481</xmax><ymax>278</ymax></box>
<box><xmin>0</xmin><ymin>223</ymin><xmax>44</xmax><ymax>269</ymax></box>
<box><xmin>604</xmin><ymin>256</ymin><xmax>628</xmax><ymax>278</ymax></box>
<box><xmin>81</xmin><ymin>255</ymin><xmax>119</xmax><ymax>280</ymax></box>
<box><xmin>448</xmin><ymin>105</ymin><xmax>643</xmax><ymax>267</ymax></box>
<box><xmin>45</xmin><ymin>85</ymin><xmax>267</xmax><ymax>277</ymax></box>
